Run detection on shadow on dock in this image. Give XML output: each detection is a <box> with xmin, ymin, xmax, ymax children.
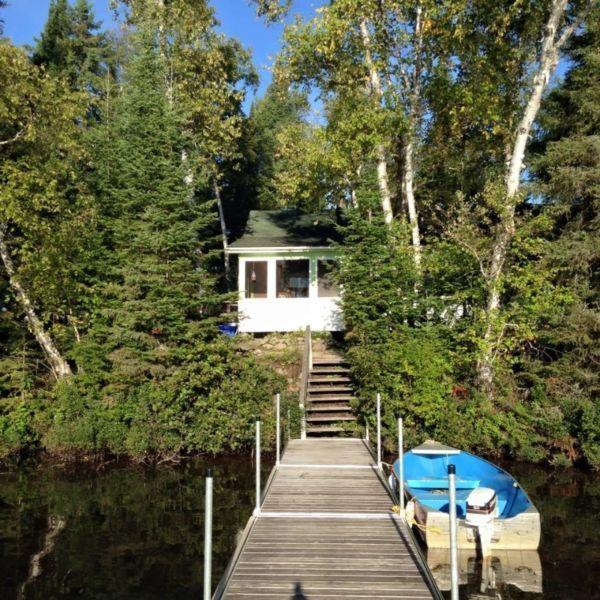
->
<box><xmin>292</xmin><ymin>582</ymin><xmax>308</xmax><ymax>599</ymax></box>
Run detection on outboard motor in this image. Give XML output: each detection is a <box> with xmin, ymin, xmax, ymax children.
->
<box><xmin>466</xmin><ymin>487</ymin><xmax>498</xmax><ymax>557</ymax></box>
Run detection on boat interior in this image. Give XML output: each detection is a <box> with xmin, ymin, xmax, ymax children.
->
<box><xmin>401</xmin><ymin>450</ymin><xmax>532</xmax><ymax>518</ymax></box>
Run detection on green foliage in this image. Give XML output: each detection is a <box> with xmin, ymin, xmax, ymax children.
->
<box><xmin>41</xmin><ymin>340</ymin><xmax>285</xmax><ymax>457</ymax></box>
<box><xmin>1</xmin><ymin>0</ymin><xmax>599</xmax><ymax>472</ymax></box>
<box><xmin>350</xmin><ymin>327</ymin><xmax>454</xmax><ymax>442</ymax></box>
<box><xmin>0</xmin><ymin>40</ymin><xmax>92</xmax><ymax>349</ymax></box>
<box><xmin>523</xmin><ymin>9</ymin><xmax>600</xmax><ymax>469</ymax></box>
<box><xmin>338</xmin><ymin>204</ymin><xmax>417</xmax><ymax>342</ymax></box>
<box><xmin>0</xmin><ymin>8</ymin><xmax>287</xmax><ymax>461</ymax></box>
<box><xmin>245</xmin><ymin>82</ymin><xmax>309</xmax><ymax>208</ymax></box>
<box><xmin>252</xmin><ymin>0</ymin><xmax>291</xmax><ymax>22</ymax></box>
<box><xmin>32</xmin><ymin>0</ymin><xmax>114</xmax><ymax>107</ymax></box>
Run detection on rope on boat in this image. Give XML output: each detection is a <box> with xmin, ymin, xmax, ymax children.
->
<box><xmin>391</xmin><ymin>504</ymin><xmax>446</xmax><ymax>535</ymax></box>
<box><xmin>383</xmin><ymin>461</ymin><xmax>446</xmax><ymax>535</ymax></box>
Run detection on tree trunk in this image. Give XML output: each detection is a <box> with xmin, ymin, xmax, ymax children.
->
<box><xmin>478</xmin><ymin>0</ymin><xmax>573</xmax><ymax>394</ymax></box>
<box><xmin>402</xmin><ymin>138</ymin><xmax>422</xmax><ymax>271</ymax></box>
<box><xmin>213</xmin><ymin>179</ymin><xmax>230</xmax><ymax>279</ymax></box>
<box><xmin>0</xmin><ymin>225</ymin><xmax>72</xmax><ymax>380</ymax></box>
<box><xmin>359</xmin><ymin>19</ymin><xmax>394</xmax><ymax>226</ymax></box>
<box><xmin>402</xmin><ymin>5</ymin><xmax>424</xmax><ymax>273</ymax></box>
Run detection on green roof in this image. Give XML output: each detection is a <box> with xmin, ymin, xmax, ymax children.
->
<box><xmin>228</xmin><ymin>210</ymin><xmax>342</xmax><ymax>250</ymax></box>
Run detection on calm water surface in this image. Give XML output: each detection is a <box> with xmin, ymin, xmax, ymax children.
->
<box><xmin>0</xmin><ymin>456</ymin><xmax>598</xmax><ymax>599</ymax></box>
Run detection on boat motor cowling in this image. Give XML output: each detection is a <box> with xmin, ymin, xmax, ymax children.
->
<box><xmin>466</xmin><ymin>487</ymin><xmax>498</xmax><ymax>523</ymax></box>
<box><xmin>466</xmin><ymin>487</ymin><xmax>498</xmax><ymax>557</ymax></box>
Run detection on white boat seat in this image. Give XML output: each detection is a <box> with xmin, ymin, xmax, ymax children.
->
<box><xmin>407</xmin><ymin>477</ymin><xmax>480</xmax><ymax>490</ymax></box>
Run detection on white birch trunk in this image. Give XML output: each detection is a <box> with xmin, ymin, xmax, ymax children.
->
<box><xmin>360</xmin><ymin>19</ymin><xmax>394</xmax><ymax>226</ymax></box>
<box><xmin>403</xmin><ymin>4</ymin><xmax>424</xmax><ymax>272</ymax></box>
<box><xmin>0</xmin><ymin>226</ymin><xmax>72</xmax><ymax>380</ymax></box>
<box><xmin>213</xmin><ymin>179</ymin><xmax>230</xmax><ymax>279</ymax></box>
<box><xmin>478</xmin><ymin>0</ymin><xmax>577</xmax><ymax>394</ymax></box>
<box><xmin>402</xmin><ymin>139</ymin><xmax>422</xmax><ymax>271</ymax></box>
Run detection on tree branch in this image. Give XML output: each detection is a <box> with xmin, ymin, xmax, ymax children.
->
<box><xmin>0</xmin><ymin>129</ymin><xmax>25</xmax><ymax>147</ymax></box>
<box><xmin>555</xmin><ymin>1</ymin><xmax>594</xmax><ymax>52</ymax></box>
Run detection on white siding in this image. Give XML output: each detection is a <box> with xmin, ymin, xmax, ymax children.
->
<box><xmin>236</xmin><ymin>251</ymin><xmax>343</xmax><ymax>332</ymax></box>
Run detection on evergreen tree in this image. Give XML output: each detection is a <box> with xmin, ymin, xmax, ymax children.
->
<box><xmin>88</xmin><ymin>27</ymin><xmax>217</xmax><ymax>386</ymax></box>
<box><xmin>31</xmin><ymin>0</ymin><xmax>72</xmax><ymax>74</ymax></box>
<box><xmin>0</xmin><ymin>1</ymin><xmax>7</xmax><ymax>36</ymax></box>
<box><xmin>528</xmin><ymin>9</ymin><xmax>600</xmax><ymax>467</ymax></box>
<box><xmin>32</xmin><ymin>0</ymin><xmax>113</xmax><ymax>103</ymax></box>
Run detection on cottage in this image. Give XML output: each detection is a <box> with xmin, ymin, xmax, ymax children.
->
<box><xmin>226</xmin><ymin>210</ymin><xmax>343</xmax><ymax>332</ymax></box>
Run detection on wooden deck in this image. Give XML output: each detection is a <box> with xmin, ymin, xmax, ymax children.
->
<box><xmin>216</xmin><ymin>438</ymin><xmax>440</xmax><ymax>599</ymax></box>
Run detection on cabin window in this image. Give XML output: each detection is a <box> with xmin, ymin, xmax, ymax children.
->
<box><xmin>317</xmin><ymin>259</ymin><xmax>340</xmax><ymax>297</ymax></box>
<box><xmin>245</xmin><ymin>261</ymin><xmax>267</xmax><ymax>298</ymax></box>
<box><xmin>276</xmin><ymin>259</ymin><xmax>309</xmax><ymax>298</ymax></box>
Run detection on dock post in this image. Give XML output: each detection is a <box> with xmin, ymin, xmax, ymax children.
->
<box><xmin>376</xmin><ymin>393</ymin><xmax>382</xmax><ymax>469</ymax></box>
<box><xmin>448</xmin><ymin>464</ymin><xmax>459</xmax><ymax>600</ymax></box>
<box><xmin>203</xmin><ymin>469</ymin><xmax>213</xmax><ymax>600</ymax></box>
<box><xmin>397</xmin><ymin>417</ymin><xmax>404</xmax><ymax>512</ymax></box>
<box><xmin>287</xmin><ymin>407</ymin><xmax>291</xmax><ymax>441</ymax></box>
<box><xmin>365</xmin><ymin>422</ymin><xmax>369</xmax><ymax>442</ymax></box>
<box><xmin>254</xmin><ymin>418</ymin><xmax>261</xmax><ymax>516</ymax></box>
<box><xmin>275</xmin><ymin>393</ymin><xmax>281</xmax><ymax>467</ymax></box>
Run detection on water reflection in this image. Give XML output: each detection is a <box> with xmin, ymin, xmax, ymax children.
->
<box><xmin>0</xmin><ymin>455</ymin><xmax>270</xmax><ymax>600</ymax></box>
<box><xmin>428</xmin><ymin>548</ymin><xmax>543</xmax><ymax>599</ymax></box>
<box><xmin>0</xmin><ymin>458</ymin><xmax>598</xmax><ymax>599</ymax></box>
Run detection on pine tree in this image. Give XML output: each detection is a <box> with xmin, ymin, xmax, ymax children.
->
<box><xmin>0</xmin><ymin>1</ymin><xmax>7</xmax><ymax>36</ymax></box>
<box><xmin>529</xmin><ymin>9</ymin><xmax>600</xmax><ymax>467</ymax></box>
<box><xmin>87</xmin><ymin>27</ymin><xmax>220</xmax><ymax>387</ymax></box>
<box><xmin>32</xmin><ymin>0</ymin><xmax>113</xmax><ymax>102</ymax></box>
<box><xmin>32</xmin><ymin>0</ymin><xmax>72</xmax><ymax>74</ymax></box>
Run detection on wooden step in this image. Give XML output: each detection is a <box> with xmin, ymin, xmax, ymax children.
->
<box><xmin>307</xmin><ymin>394</ymin><xmax>353</xmax><ymax>402</ymax></box>
<box><xmin>310</xmin><ymin>365</ymin><xmax>349</xmax><ymax>374</ymax></box>
<box><xmin>306</xmin><ymin>425</ymin><xmax>345</xmax><ymax>434</ymax></box>
<box><xmin>307</xmin><ymin>403</ymin><xmax>353</xmax><ymax>412</ymax></box>
<box><xmin>308</xmin><ymin>377</ymin><xmax>351</xmax><ymax>385</ymax></box>
<box><xmin>306</xmin><ymin>414</ymin><xmax>356</xmax><ymax>423</ymax></box>
<box><xmin>312</xmin><ymin>357</ymin><xmax>346</xmax><ymax>366</ymax></box>
<box><xmin>308</xmin><ymin>385</ymin><xmax>352</xmax><ymax>394</ymax></box>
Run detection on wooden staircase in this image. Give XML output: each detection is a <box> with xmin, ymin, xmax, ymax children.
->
<box><xmin>306</xmin><ymin>350</ymin><xmax>356</xmax><ymax>435</ymax></box>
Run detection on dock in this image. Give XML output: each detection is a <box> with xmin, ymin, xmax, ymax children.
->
<box><xmin>214</xmin><ymin>437</ymin><xmax>441</xmax><ymax>599</ymax></box>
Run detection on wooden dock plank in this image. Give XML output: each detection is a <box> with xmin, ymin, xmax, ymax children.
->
<box><xmin>218</xmin><ymin>438</ymin><xmax>437</xmax><ymax>600</ymax></box>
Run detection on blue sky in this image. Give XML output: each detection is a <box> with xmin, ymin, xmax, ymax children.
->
<box><xmin>1</xmin><ymin>0</ymin><xmax>321</xmax><ymax>107</ymax></box>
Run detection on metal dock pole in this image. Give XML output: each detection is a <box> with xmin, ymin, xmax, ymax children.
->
<box><xmin>254</xmin><ymin>418</ymin><xmax>261</xmax><ymax>516</ymax></box>
<box><xmin>448</xmin><ymin>464</ymin><xmax>459</xmax><ymax>600</ymax></box>
<box><xmin>203</xmin><ymin>469</ymin><xmax>213</xmax><ymax>600</ymax></box>
<box><xmin>275</xmin><ymin>393</ymin><xmax>281</xmax><ymax>467</ymax></box>
<box><xmin>397</xmin><ymin>417</ymin><xmax>405</xmax><ymax>512</ymax></box>
<box><xmin>376</xmin><ymin>393</ymin><xmax>382</xmax><ymax>469</ymax></box>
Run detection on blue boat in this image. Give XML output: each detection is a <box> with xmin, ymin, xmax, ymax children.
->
<box><xmin>393</xmin><ymin>441</ymin><xmax>540</xmax><ymax>551</ymax></box>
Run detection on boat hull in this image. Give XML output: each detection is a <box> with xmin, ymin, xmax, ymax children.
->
<box><xmin>411</xmin><ymin>496</ymin><xmax>541</xmax><ymax>550</ymax></box>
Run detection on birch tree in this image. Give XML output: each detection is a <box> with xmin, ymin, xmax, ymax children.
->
<box><xmin>0</xmin><ymin>42</ymin><xmax>92</xmax><ymax>380</ymax></box>
<box><xmin>477</xmin><ymin>0</ymin><xmax>595</xmax><ymax>394</ymax></box>
<box><xmin>272</xmin><ymin>0</ymin><xmax>453</xmax><ymax>273</ymax></box>
<box><xmin>359</xmin><ymin>18</ymin><xmax>394</xmax><ymax>225</ymax></box>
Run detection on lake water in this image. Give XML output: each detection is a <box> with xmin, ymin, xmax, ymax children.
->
<box><xmin>0</xmin><ymin>456</ymin><xmax>598</xmax><ymax>599</ymax></box>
